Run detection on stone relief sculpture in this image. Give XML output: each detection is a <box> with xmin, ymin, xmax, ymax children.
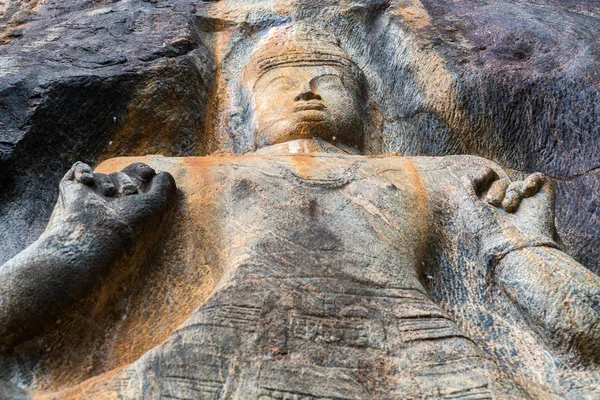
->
<box><xmin>0</xmin><ymin>25</ymin><xmax>599</xmax><ymax>399</ymax></box>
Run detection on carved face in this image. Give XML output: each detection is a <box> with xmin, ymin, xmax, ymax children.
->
<box><xmin>251</xmin><ymin>65</ymin><xmax>365</xmax><ymax>150</ymax></box>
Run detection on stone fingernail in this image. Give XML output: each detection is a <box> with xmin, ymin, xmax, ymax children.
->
<box><xmin>121</xmin><ymin>184</ymin><xmax>138</xmax><ymax>195</ymax></box>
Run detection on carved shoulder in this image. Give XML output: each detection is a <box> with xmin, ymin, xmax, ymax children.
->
<box><xmin>378</xmin><ymin>155</ymin><xmax>509</xmax><ymax>203</ymax></box>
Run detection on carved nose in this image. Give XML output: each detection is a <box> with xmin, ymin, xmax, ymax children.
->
<box><xmin>294</xmin><ymin>90</ymin><xmax>322</xmax><ymax>102</ymax></box>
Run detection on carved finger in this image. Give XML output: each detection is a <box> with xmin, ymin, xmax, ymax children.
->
<box><xmin>471</xmin><ymin>167</ymin><xmax>498</xmax><ymax>196</ymax></box>
<box><xmin>121</xmin><ymin>162</ymin><xmax>156</xmax><ymax>189</ymax></box>
<box><xmin>61</xmin><ymin>163</ymin><xmax>78</xmax><ymax>182</ymax></box>
<box><xmin>109</xmin><ymin>172</ymin><xmax>139</xmax><ymax>196</ymax></box>
<box><xmin>536</xmin><ymin>174</ymin><xmax>556</xmax><ymax>205</ymax></box>
<box><xmin>485</xmin><ymin>178</ymin><xmax>510</xmax><ymax>207</ymax></box>
<box><xmin>71</xmin><ymin>161</ymin><xmax>94</xmax><ymax>186</ymax></box>
<box><xmin>140</xmin><ymin>172</ymin><xmax>177</xmax><ymax>213</ymax></box>
<box><xmin>115</xmin><ymin>171</ymin><xmax>176</xmax><ymax>236</ymax></box>
<box><xmin>93</xmin><ymin>173</ymin><xmax>116</xmax><ymax>197</ymax></box>
<box><xmin>502</xmin><ymin>181</ymin><xmax>526</xmax><ymax>212</ymax></box>
<box><xmin>460</xmin><ymin>176</ymin><xmax>478</xmax><ymax>199</ymax></box>
<box><xmin>522</xmin><ymin>172</ymin><xmax>545</xmax><ymax>197</ymax></box>
<box><xmin>146</xmin><ymin>171</ymin><xmax>177</xmax><ymax>199</ymax></box>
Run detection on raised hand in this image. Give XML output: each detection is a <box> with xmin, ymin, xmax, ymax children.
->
<box><xmin>458</xmin><ymin>168</ymin><xmax>558</xmax><ymax>269</ymax></box>
<box><xmin>460</xmin><ymin>169</ymin><xmax>600</xmax><ymax>365</ymax></box>
<box><xmin>48</xmin><ymin>161</ymin><xmax>176</xmax><ymax>240</ymax></box>
<box><xmin>0</xmin><ymin>162</ymin><xmax>176</xmax><ymax>348</ymax></box>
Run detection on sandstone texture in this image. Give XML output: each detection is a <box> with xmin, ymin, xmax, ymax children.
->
<box><xmin>0</xmin><ymin>0</ymin><xmax>599</xmax><ymax>398</ymax></box>
<box><xmin>1</xmin><ymin>0</ymin><xmax>598</xmax><ymax>273</ymax></box>
<box><xmin>2</xmin><ymin>152</ymin><xmax>595</xmax><ymax>398</ymax></box>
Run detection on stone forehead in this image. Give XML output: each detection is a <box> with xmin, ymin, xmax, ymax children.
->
<box><xmin>244</xmin><ymin>25</ymin><xmax>364</xmax><ymax>88</ymax></box>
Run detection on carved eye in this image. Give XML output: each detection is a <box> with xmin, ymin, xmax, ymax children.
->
<box><xmin>312</xmin><ymin>75</ymin><xmax>344</xmax><ymax>91</ymax></box>
<box><xmin>268</xmin><ymin>78</ymin><xmax>298</xmax><ymax>91</ymax></box>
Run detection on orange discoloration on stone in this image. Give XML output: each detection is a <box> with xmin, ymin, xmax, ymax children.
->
<box><xmin>402</xmin><ymin>157</ymin><xmax>429</xmax><ymax>218</ymax></box>
<box><xmin>393</xmin><ymin>157</ymin><xmax>431</xmax><ymax>272</ymax></box>
<box><xmin>388</xmin><ymin>1</ymin><xmax>432</xmax><ymax>32</ymax></box>
<box><xmin>97</xmin><ymin>85</ymin><xmax>191</xmax><ymax>162</ymax></box>
<box><xmin>32</xmin><ymin>366</ymin><xmax>124</xmax><ymax>399</ymax></box>
<box><xmin>289</xmin><ymin>154</ymin><xmax>317</xmax><ymax>181</ymax></box>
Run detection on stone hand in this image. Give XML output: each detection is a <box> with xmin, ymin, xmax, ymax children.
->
<box><xmin>458</xmin><ymin>168</ymin><xmax>557</xmax><ymax>268</ymax></box>
<box><xmin>0</xmin><ymin>162</ymin><xmax>176</xmax><ymax>348</ymax></box>
<box><xmin>48</xmin><ymin>161</ymin><xmax>176</xmax><ymax>243</ymax></box>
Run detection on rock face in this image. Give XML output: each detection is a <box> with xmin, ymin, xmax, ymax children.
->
<box><xmin>0</xmin><ymin>0</ymin><xmax>599</xmax><ymax>398</ymax></box>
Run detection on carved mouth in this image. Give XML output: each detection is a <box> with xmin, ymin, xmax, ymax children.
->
<box><xmin>294</xmin><ymin>102</ymin><xmax>326</xmax><ymax>111</ymax></box>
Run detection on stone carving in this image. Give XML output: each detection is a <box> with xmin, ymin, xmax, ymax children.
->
<box><xmin>0</xmin><ymin>25</ymin><xmax>599</xmax><ymax>399</ymax></box>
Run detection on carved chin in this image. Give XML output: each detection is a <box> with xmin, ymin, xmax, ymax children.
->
<box><xmin>290</xmin><ymin>120</ymin><xmax>331</xmax><ymax>138</ymax></box>
<box><xmin>256</xmin><ymin>117</ymin><xmax>362</xmax><ymax>148</ymax></box>
<box><xmin>256</xmin><ymin>120</ymin><xmax>330</xmax><ymax>146</ymax></box>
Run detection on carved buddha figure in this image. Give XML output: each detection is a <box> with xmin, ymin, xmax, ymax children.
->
<box><xmin>1</xmin><ymin>26</ymin><xmax>599</xmax><ymax>399</ymax></box>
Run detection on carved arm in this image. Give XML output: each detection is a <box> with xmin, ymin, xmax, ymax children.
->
<box><xmin>459</xmin><ymin>168</ymin><xmax>600</xmax><ymax>363</ymax></box>
<box><xmin>497</xmin><ymin>246</ymin><xmax>600</xmax><ymax>363</ymax></box>
<box><xmin>0</xmin><ymin>162</ymin><xmax>176</xmax><ymax>349</ymax></box>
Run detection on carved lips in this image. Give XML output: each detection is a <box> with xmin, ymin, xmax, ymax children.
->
<box><xmin>294</xmin><ymin>101</ymin><xmax>327</xmax><ymax>122</ymax></box>
<box><xmin>293</xmin><ymin>101</ymin><xmax>326</xmax><ymax>112</ymax></box>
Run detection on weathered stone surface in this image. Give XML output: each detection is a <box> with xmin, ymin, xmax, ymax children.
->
<box><xmin>0</xmin><ymin>0</ymin><xmax>599</xmax><ymax>398</ymax></box>
<box><xmin>1</xmin><ymin>152</ymin><xmax>591</xmax><ymax>398</ymax></box>
<box><xmin>1</xmin><ymin>0</ymin><xmax>598</xmax><ymax>273</ymax></box>
<box><xmin>0</xmin><ymin>0</ymin><xmax>215</xmax><ymax>265</ymax></box>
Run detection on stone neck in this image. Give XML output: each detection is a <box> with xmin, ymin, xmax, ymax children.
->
<box><xmin>252</xmin><ymin>138</ymin><xmax>361</xmax><ymax>155</ymax></box>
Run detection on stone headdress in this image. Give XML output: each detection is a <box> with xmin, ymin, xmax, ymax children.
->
<box><xmin>244</xmin><ymin>25</ymin><xmax>365</xmax><ymax>89</ymax></box>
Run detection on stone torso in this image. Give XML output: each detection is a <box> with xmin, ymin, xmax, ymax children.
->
<box><xmin>215</xmin><ymin>153</ymin><xmax>427</xmax><ymax>289</ymax></box>
<box><xmin>80</xmin><ymin>153</ymin><xmax>515</xmax><ymax>399</ymax></box>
